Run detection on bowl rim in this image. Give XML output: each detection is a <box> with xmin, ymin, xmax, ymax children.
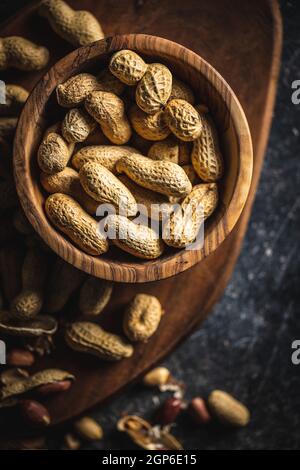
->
<box><xmin>13</xmin><ymin>33</ymin><xmax>253</xmax><ymax>283</ymax></box>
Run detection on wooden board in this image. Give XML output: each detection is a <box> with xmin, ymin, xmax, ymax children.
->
<box><xmin>0</xmin><ymin>0</ymin><xmax>282</xmax><ymax>430</ymax></box>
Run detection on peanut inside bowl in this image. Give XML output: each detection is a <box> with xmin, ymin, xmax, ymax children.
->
<box><xmin>13</xmin><ymin>34</ymin><xmax>253</xmax><ymax>283</ymax></box>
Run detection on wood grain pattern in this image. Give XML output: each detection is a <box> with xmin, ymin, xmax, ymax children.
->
<box><xmin>14</xmin><ymin>35</ymin><xmax>253</xmax><ymax>283</ymax></box>
<box><xmin>0</xmin><ymin>0</ymin><xmax>282</xmax><ymax>429</ymax></box>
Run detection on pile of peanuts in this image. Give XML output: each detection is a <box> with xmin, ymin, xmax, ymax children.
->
<box><xmin>39</xmin><ymin>49</ymin><xmax>223</xmax><ymax>260</ymax></box>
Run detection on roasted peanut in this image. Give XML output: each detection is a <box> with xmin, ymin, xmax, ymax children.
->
<box><xmin>148</xmin><ymin>136</ymin><xmax>180</xmax><ymax>164</ymax></box>
<box><xmin>20</xmin><ymin>400</ymin><xmax>51</xmax><ymax>426</ymax></box>
<box><xmin>191</xmin><ymin>114</ymin><xmax>223</xmax><ymax>181</ymax></box>
<box><xmin>37</xmin><ymin>127</ymin><xmax>74</xmax><ymax>174</ymax></box>
<box><xmin>10</xmin><ymin>247</ymin><xmax>48</xmax><ymax>320</ymax></box>
<box><xmin>45</xmin><ymin>193</ymin><xmax>109</xmax><ymax>255</ymax></box>
<box><xmin>45</xmin><ymin>258</ymin><xmax>85</xmax><ymax>314</ymax></box>
<box><xmin>36</xmin><ymin>379</ymin><xmax>72</xmax><ymax>395</ymax></box>
<box><xmin>155</xmin><ymin>397</ymin><xmax>183</xmax><ymax>426</ymax></box>
<box><xmin>0</xmin><ymin>84</ymin><xmax>29</xmax><ymax>116</ymax></box>
<box><xmin>136</xmin><ymin>63</ymin><xmax>172</xmax><ymax>114</ymax></box>
<box><xmin>129</xmin><ymin>104</ymin><xmax>170</xmax><ymax>141</ymax></box>
<box><xmin>97</xmin><ymin>68</ymin><xmax>126</xmax><ymax>96</ymax></box>
<box><xmin>62</xmin><ymin>108</ymin><xmax>96</xmax><ymax>143</ymax></box>
<box><xmin>189</xmin><ymin>397</ymin><xmax>211</xmax><ymax>424</ymax></box>
<box><xmin>65</xmin><ymin>321</ymin><xmax>134</xmax><ymax>361</ymax></box>
<box><xmin>104</xmin><ymin>214</ymin><xmax>164</xmax><ymax>259</ymax></box>
<box><xmin>116</xmin><ymin>154</ymin><xmax>192</xmax><ymax>198</ymax></box>
<box><xmin>75</xmin><ymin>417</ymin><xmax>103</xmax><ymax>441</ymax></box>
<box><xmin>123</xmin><ymin>294</ymin><xmax>163</xmax><ymax>342</ymax></box>
<box><xmin>169</xmin><ymin>77</ymin><xmax>195</xmax><ymax>104</ymax></box>
<box><xmin>208</xmin><ymin>390</ymin><xmax>250</xmax><ymax>427</ymax></box>
<box><xmin>72</xmin><ymin>145</ymin><xmax>140</xmax><ymax>174</ymax></box>
<box><xmin>163</xmin><ymin>183</ymin><xmax>218</xmax><ymax>248</ymax></box>
<box><xmin>0</xmin><ymin>117</ymin><xmax>18</xmax><ymax>139</ymax></box>
<box><xmin>85</xmin><ymin>91</ymin><xmax>131</xmax><ymax>145</ymax></box>
<box><xmin>41</xmin><ymin>167</ymin><xmax>99</xmax><ymax>215</ymax></box>
<box><xmin>0</xmin><ymin>36</ymin><xmax>49</xmax><ymax>71</ymax></box>
<box><xmin>79</xmin><ymin>162</ymin><xmax>138</xmax><ymax>216</ymax></box>
<box><xmin>64</xmin><ymin>433</ymin><xmax>81</xmax><ymax>450</ymax></box>
<box><xmin>164</xmin><ymin>99</ymin><xmax>203</xmax><ymax>141</ymax></box>
<box><xmin>109</xmin><ymin>50</ymin><xmax>148</xmax><ymax>85</ymax></box>
<box><xmin>143</xmin><ymin>367</ymin><xmax>171</xmax><ymax>387</ymax></box>
<box><xmin>79</xmin><ymin>278</ymin><xmax>113</xmax><ymax>316</ymax></box>
<box><xmin>118</xmin><ymin>175</ymin><xmax>170</xmax><ymax>221</ymax></box>
<box><xmin>7</xmin><ymin>349</ymin><xmax>35</xmax><ymax>367</ymax></box>
<box><xmin>56</xmin><ymin>73</ymin><xmax>101</xmax><ymax>108</ymax></box>
<box><xmin>39</xmin><ymin>0</ymin><xmax>104</xmax><ymax>46</ymax></box>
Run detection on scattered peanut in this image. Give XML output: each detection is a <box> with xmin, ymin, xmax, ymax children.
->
<box><xmin>155</xmin><ymin>397</ymin><xmax>183</xmax><ymax>426</ymax></box>
<box><xmin>109</xmin><ymin>50</ymin><xmax>148</xmax><ymax>85</ymax></box>
<box><xmin>39</xmin><ymin>0</ymin><xmax>104</xmax><ymax>46</ymax></box>
<box><xmin>79</xmin><ymin>162</ymin><xmax>138</xmax><ymax>216</ymax></box>
<box><xmin>64</xmin><ymin>433</ymin><xmax>81</xmax><ymax>450</ymax></box>
<box><xmin>79</xmin><ymin>278</ymin><xmax>113</xmax><ymax>316</ymax></box>
<box><xmin>191</xmin><ymin>114</ymin><xmax>224</xmax><ymax>181</ymax></box>
<box><xmin>45</xmin><ymin>193</ymin><xmax>109</xmax><ymax>255</ymax></box>
<box><xmin>62</xmin><ymin>108</ymin><xmax>96</xmax><ymax>143</ymax></box>
<box><xmin>136</xmin><ymin>63</ymin><xmax>172</xmax><ymax>114</ymax></box>
<box><xmin>189</xmin><ymin>397</ymin><xmax>211</xmax><ymax>424</ymax></box>
<box><xmin>208</xmin><ymin>390</ymin><xmax>250</xmax><ymax>427</ymax></box>
<box><xmin>7</xmin><ymin>349</ymin><xmax>35</xmax><ymax>367</ymax></box>
<box><xmin>0</xmin><ymin>84</ymin><xmax>29</xmax><ymax>116</ymax></box>
<box><xmin>10</xmin><ymin>247</ymin><xmax>48</xmax><ymax>320</ymax></box>
<box><xmin>164</xmin><ymin>99</ymin><xmax>203</xmax><ymax>141</ymax></box>
<box><xmin>143</xmin><ymin>367</ymin><xmax>171</xmax><ymax>387</ymax></box>
<box><xmin>72</xmin><ymin>145</ymin><xmax>140</xmax><ymax>174</ymax></box>
<box><xmin>65</xmin><ymin>321</ymin><xmax>134</xmax><ymax>361</ymax></box>
<box><xmin>116</xmin><ymin>154</ymin><xmax>192</xmax><ymax>198</ymax></box>
<box><xmin>20</xmin><ymin>400</ymin><xmax>51</xmax><ymax>426</ymax></box>
<box><xmin>85</xmin><ymin>91</ymin><xmax>131</xmax><ymax>144</ymax></box>
<box><xmin>36</xmin><ymin>379</ymin><xmax>72</xmax><ymax>395</ymax></box>
<box><xmin>0</xmin><ymin>36</ymin><xmax>49</xmax><ymax>71</ymax></box>
<box><xmin>41</xmin><ymin>167</ymin><xmax>99</xmax><ymax>215</ymax></box>
<box><xmin>105</xmin><ymin>214</ymin><xmax>164</xmax><ymax>259</ymax></box>
<box><xmin>74</xmin><ymin>416</ymin><xmax>103</xmax><ymax>441</ymax></box>
<box><xmin>129</xmin><ymin>104</ymin><xmax>170</xmax><ymax>141</ymax></box>
<box><xmin>123</xmin><ymin>294</ymin><xmax>163</xmax><ymax>342</ymax></box>
<box><xmin>37</xmin><ymin>127</ymin><xmax>74</xmax><ymax>174</ymax></box>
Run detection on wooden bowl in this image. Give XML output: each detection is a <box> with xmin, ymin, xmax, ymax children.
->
<box><xmin>13</xmin><ymin>34</ymin><xmax>253</xmax><ymax>283</ymax></box>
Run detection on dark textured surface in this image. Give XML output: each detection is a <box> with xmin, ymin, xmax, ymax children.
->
<box><xmin>1</xmin><ymin>0</ymin><xmax>300</xmax><ymax>450</ymax></box>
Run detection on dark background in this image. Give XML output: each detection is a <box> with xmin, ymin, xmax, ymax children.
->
<box><xmin>0</xmin><ymin>0</ymin><xmax>299</xmax><ymax>450</ymax></box>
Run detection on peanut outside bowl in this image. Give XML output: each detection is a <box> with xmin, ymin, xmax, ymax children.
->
<box><xmin>13</xmin><ymin>34</ymin><xmax>253</xmax><ymax>283</ymax></box>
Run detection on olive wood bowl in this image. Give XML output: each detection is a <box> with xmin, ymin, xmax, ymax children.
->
<box><xmin>13</xmin><ymin>34</ymin><xmax>253</xmax><ymax>283</ymax></box>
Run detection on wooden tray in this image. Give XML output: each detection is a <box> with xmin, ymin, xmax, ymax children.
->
<box><xmin>0</xmin><ymin>0</ymin><xmax>282</xmax><ymax>429</ymax></box>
